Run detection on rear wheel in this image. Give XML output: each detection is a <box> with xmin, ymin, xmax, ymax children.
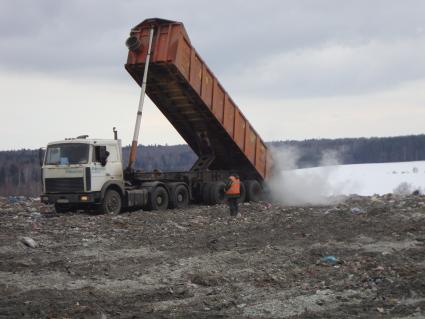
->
<box><xmin>201</xmin><ymin>183</ymin><xmax>212</xmax><ymax>204</ymax></box>
<box><xmin>209</xmin><ymin>181</ymin><xmax>226</xmax><ymax>205</ymax></box>
<box><xmin>237</xmin><ymin>182</ymin><xmax>246</xmax><ymax>203</ymax></box>
<box><xmin>149</xmin><ymin>186</ymin><xmax>169</xmax><ymax>210</ymax></box>
<box><xmin>100</xmin><ymin>189</ymin><xmax>122</xmax><ymax>214</ymax></box>
<box><xmin>245</xmin><ymin>180</ymin><xmax>262</xmax><ymax>202</ymax></box>
<box><xmin>170</xmin><ymin>184</ymin><xmax>189</xmax><ymax>209</ymax></box>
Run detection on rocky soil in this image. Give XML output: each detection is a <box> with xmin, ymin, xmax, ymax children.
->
<box><xmin>1</xmin><ymin>194</ymin><xmax>425</xmax><ymax>318</ymax></box>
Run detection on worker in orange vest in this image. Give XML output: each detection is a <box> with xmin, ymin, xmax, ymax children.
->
<box><xmin>224</xmin><ymin>174</ymin><xmax>241</xmax><ymax>217</ymax></box>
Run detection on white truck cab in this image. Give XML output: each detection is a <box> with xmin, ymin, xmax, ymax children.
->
<box><xmin>41</xmin><ymin>137</ymin><xmax>127</xmax><ymax>213</ymax></box>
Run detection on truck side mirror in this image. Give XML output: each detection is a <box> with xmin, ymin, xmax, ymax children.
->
<box><xmin>101</xmin><ymin>150</ymin><xmax>110</xmax><ymax>166</ymax></box>
<box><xmin>95</xmin><ymin>146</ymin><xmax>109</xmax><ymax>166</ymax></box>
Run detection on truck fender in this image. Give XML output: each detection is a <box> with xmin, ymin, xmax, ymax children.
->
<box><xmin>100</xmin><ymin>181</ymin><xmax>125</xmax><ymax>200</ymax></box>
<box><xmin>140</xmin><ymin>181</ymin><xmax>171</xmax><ymax>209</ymax></box>
<box><xmin>165</xmin><ymin>182</ymin><xmax>191</xmax><ymax>199</ymax></box>
<box><xmin>140</xmin><ymin>181</ymin><xmax>167</xmax><ymax>193</ymax></box>
<box><xmin>164</xmin><ymin>182</ymin><xmax>182</xmax><ymax>193</ymax></box>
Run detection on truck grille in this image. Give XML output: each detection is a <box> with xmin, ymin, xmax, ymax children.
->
<box><xmin>45</xmin><ymin>178</ymin><xmax>84</xmax><ymax>193</ymax></box>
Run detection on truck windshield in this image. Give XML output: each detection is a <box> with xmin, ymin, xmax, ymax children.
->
<box><xmin>45</xmin><ymin>143</ymin><xmax>90</xmax><ymax>165</ymax></box>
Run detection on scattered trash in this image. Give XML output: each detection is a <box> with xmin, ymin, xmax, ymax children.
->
<box><xmin>167</xmin><ymin>221</ymin><xmax>188</xmax><ymax>231</ymax></box>
<box><xmin>31</xmin><ymin>223</ymin><xmax>42</xmax><ymax>231</ymax></box>
<box><xmin>30</xmin><ymin>212</ymin><xmax>42</xmax><ymax>219</ymax></box>
<box><xmin>324</xmin><ymin>207</ymin><xmax>341</xmax><ymax>214</ymax></box>
<box><xmin>8</xmin><ymin>196</ymin><xmax>20</xmax><ymax>204</ymax></box>
<box><xmin>321</xmin><ymin>256</ymin><xmax>338</xmax><ymax>264</ymax></box>
<box><xmin>1</xmin><ymin>193</ymin><xmax>425</xmax><ymax>317</ymax></box>
<box><xmin>350</xmin><ymin>207</ymin><xmax>365</xmax><ymax>214</ymax></box>
<box><xmin>20</xmin><ymin>236</ymin><xmax>38</xmax><ymax>248</ymax></box>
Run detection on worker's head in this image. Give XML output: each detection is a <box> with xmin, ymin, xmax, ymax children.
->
<box><xmin>230</xmin><ymin>173</ymin><xmax>239</xmax><ymax>179</ymax></box>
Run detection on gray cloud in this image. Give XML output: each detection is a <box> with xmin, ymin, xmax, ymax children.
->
<box><xmin>0</xmin><ymin>0</ymin><xmax>424</xmax><ymax>97</ymax></box>
<box><xmin>224</xmin><ymin>36</ymin><xmax>425</xmax><ymax>98</ymax></box>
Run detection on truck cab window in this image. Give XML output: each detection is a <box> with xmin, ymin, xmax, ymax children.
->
<box><xmin>45</xmin><ymin>143</ymin><xmax>89</xmax><ymax>165</ymax></box>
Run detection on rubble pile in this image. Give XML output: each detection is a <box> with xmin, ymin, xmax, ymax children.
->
<box><xmin>0</xmin><ymin>196</ymin><xmax>50</xmax><ymax>214</ymax></box>
<box><xmin>0</xmin><ymin>194</ymin><xmax>424</xmax><ymax>318</ymax></box>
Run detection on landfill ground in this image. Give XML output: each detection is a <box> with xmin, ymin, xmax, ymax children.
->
<box><xmin>1</xmin><ymin>194</ymin><xmax>425</xmax><ymax>319</ymax></box>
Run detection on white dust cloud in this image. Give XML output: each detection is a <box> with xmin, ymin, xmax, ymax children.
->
<box><xmin>267</xmin><ymin>146</ymin><xmax>348</xmax><ymax>206</ymax></box>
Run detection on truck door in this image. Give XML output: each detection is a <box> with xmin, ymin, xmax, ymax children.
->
<box><xmin>91</xmin><ymin>145</ymin><xmax>108</xmax><ymax>192</ymax></box>
<box><xmin>104</xmin><ymin>144</ymin><xmax>123</xmax><ymax>181</ymax></box>
<box><xmin>91</xmin><ymin>144</ymin><xmax>123</xmax><ymax>192</ymax></box>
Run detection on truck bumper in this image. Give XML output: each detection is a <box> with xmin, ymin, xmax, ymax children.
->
<box><xmin>40</xmin><ymin>192</ymin><xmax>101</xmax><ymax>205</ymax></box>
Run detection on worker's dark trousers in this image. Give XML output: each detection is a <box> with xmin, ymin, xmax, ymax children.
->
<box><xmin>227</xmin><ymin>197</ymin><xmax>239</xmax><ymax>216</ymax></box>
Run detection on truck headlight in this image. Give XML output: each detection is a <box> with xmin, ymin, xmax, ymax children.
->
<box><xmin>80</xmin><ymin>195</ymin><xmax>89</xmax><ymax>201</ymax></box>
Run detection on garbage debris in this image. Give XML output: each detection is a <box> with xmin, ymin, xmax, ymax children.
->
<box><xmin>377</xmin><ymin>307</ymin><xmax>385</xmax><ymax>313</ymax></box>
<box><xmin>321</xmin><ymin>255</ymin><xmax>338</xmax><ymax>264</ymax></box>
<box><xmin>0</xmin><ymin>193</ymin><xmax>424</xmax><ymax>318</ymax></box>
<box><xmin>30</xmin><ymin>212</ymin><xmax>42</xmax><ymax>219</ymax></box>
<box><xmin>20</xmin><ymin>236</ymin><xmax>38</xmax><ymax>248</ymax></box>
<box><xmin>350</xmin><ymin>207</ymin><xmax>365</xmax><ymax>214</ymax></box>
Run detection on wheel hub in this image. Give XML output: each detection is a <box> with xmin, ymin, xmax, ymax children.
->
<box><xmin>107</xmin><ymin>195</ymin><xmax>119</xmax><ymax>212</ymax></box>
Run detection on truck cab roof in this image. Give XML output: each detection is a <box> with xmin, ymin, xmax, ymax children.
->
<box><xmin>48</xmin><ymin>139</ymin><xmax>120</xmax><ymax>146</ymax></box>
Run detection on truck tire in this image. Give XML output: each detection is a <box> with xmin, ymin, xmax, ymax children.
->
<box><xmin>201</xmin><ymin>183</ymin><xmax>212</xmax><ymax>204</ymax></box>
<box><xmin>237</xmin><ymin>182</ymin><xmax>246</xmax><ymax>204</ymax></box>
<box><xmin>170</xmin><ymin>184</ymin><xmax>189</xmax><ymax>209</ymax></box>
<box><xmin>245</xmin><ymin>180</ymin><xmax>262</xmax><ymax>202</ymax></box>
<box><xmin>149</xmin><ymin>186</ymin><xmax>169</xmax><ymax>210</ymax></box>
<box><xmin>100</xmin><ymin>189</ymin><xmax>122</xmax><ymax>214</ymax></box>
<box><xmin>193</xmin><ymin>183</ymin><xmax>204</xmax><ymax>203</ymax></box>
<box><xmin>209</xmin><ymin>181</ymin><xmax>226</xmax><ymax>205</ymax></box>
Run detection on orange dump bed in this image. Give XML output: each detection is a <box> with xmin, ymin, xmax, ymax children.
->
<box><xmin>125</xmin><ymin>18</ymin><xmax>272</xmax><ymax>181</ymax></box>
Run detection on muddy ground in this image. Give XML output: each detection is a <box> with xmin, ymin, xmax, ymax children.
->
<box><xmin>1</xmin><ymin>194</ymin><xmax>425</xmax><ymax>318</ymax></box>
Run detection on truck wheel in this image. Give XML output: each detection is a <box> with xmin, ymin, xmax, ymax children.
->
<box><xmin>237</xmin><ymin>182</ymin><xmax>246</xmax><ymax>204</ymax></box>
<box><xmin>170</xmin><ymin>184</ymin><xmax>189</xmax><ymax>209</ymax></box>
<box><xmin>194</xmin><ymin>183</ymin><xmax>204</xmax><ymax>203</ymax></box>
<box><xmin>101</xmin><ymin>189</ymin><xmax>122</xmax><ymax>214</ymax></box>
<box><xmin>201</xmin><ymin>183</ymin><xmax>212</xmax><ymax>204</ymax></box>
<box><xmin>54</xmin><ymin>203</ymin><xmax>70</xmax><ymax>213</ymax></box>
<box><xmin>149</xmin><ymin>186</ymin><xmax>169</xmax><ymax>210</ymax></box>
<box><xmin>245</xmin><ymin>180</ymin><xmax>262</xmax><ymax>202</ymax></box>
<box><xmin>209</xmin><ymin>181</ymin><xmax>226</xmax><ymax>205</ymax></box>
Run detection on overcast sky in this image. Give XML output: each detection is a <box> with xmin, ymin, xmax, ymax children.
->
<box><xmin>0</xmin><ymin>0</ymin><xmax>424</xmax><ymax>150</ymax></box>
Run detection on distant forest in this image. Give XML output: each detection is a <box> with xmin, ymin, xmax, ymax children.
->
<box><xmin>0</xmin><ymin>134</ymin><xmax>424</xmax><ymax>196</ymax></box>
<box><xmin>270</xmin><ymin>135</ymin><xmax>425</xmax><ymax>168</ymax></box>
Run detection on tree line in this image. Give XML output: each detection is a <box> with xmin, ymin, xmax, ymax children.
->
<box><xmin>270</xmin><ymin>135</ymin><xmax>425</xmax><ymax>168</ymax></box>
<box><xmin>0</xmin><ymin>134</ymin><xmax>424</xmax><ymax>196</ymax></box>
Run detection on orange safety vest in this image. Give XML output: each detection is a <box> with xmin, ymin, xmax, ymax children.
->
<box><xmin>225</xmin><ymin>176</ymin><xmax>240</xmax><ymax>195</ymax></box>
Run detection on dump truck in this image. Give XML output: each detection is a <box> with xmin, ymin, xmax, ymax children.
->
<box><xmin>40</xmin><ymin>18</ymin><xmax>273</xmax><ymax>214</ymax></box>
